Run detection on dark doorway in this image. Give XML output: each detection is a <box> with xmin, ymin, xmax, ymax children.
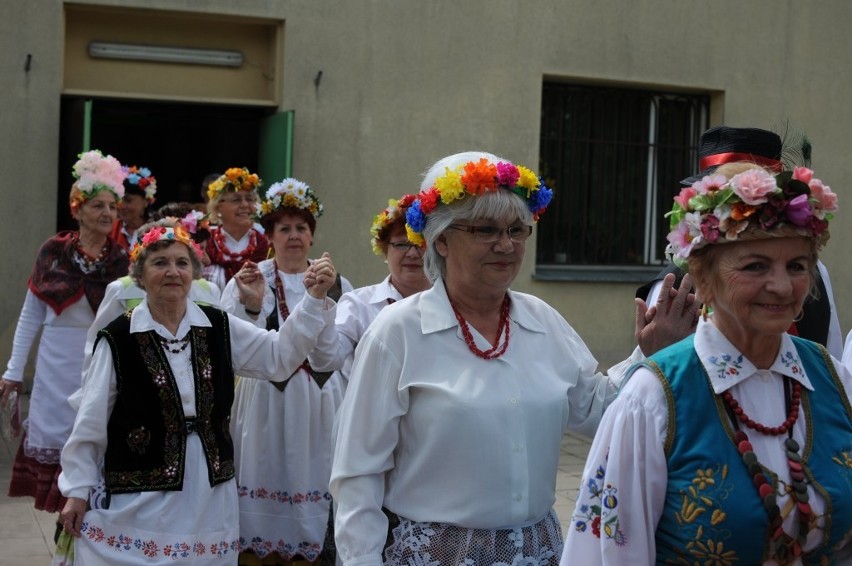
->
<box><xmin>57</xmin><ymin>97</ymin><xmax>272</xmax><ymax>231</ymax></box>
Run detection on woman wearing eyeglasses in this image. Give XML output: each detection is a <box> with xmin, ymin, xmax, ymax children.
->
<box><xmin>219</xmin><ymin>178</ymin><xmax>351</xmax><ymax>565</ymax></box>
<box><xmin>333</xmin><ymin>194</ymin><xmax>431</xmax><ymax>380</ymax></box>
<box><xmin>330</xmin><ymin>151</ymin><xmax>697</xmax><ymax>566</ymax></box>
<box><xmin>203</xmin><ymin>167</ymin><xmax>270</xmax><ymax>289</ymax></box>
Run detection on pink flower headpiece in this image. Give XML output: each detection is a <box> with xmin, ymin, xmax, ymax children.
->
<box><xmin>180</xmin><ymin>210</ymin><xmax>209</xmax><ymax>236</ymax></box>
<box><xmin>71</xmin><ymin>150</ymin><xmax>126</xmax><ymax>208</ymax></box>
<box><xmin>665</xmin><ymin>167</ymin><xmax>838</xmax><ymax>269</ymax></box>
<box><xmin>130</xmin><ymin>224</ymin><xmax>205</xmax><ymax>264</ymax></box>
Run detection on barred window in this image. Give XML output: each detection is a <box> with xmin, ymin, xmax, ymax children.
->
<box><xmin>537</xmin><ymin>83</ymin><xmax>709</xmax><ymax>267</ymax></box>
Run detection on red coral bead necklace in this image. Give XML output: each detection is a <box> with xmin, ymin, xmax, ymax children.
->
<box><xmin>450</xmin><ymin>294</ymin><xmax>511</xmax><ymax>360</ymax></box>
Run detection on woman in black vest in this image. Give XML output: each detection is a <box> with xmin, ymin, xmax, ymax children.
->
<box><xmin>56</xmin><ymin>219</ymin><xmax>341</xmax><ymax>565</ymax></box>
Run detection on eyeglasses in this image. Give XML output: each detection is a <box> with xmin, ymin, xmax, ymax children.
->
<box><xmin>388</xmin><ymin>241</ymin><xmax>424</xmax><ymax>253</ymax></box>
<box><xmin>221</xmin><ymin>194</ymin><xmax>257</xmax><ymax>205</ymax></box>
<box><xmin>447</xmin><ymin>224</ymin><xmax>532</xmax><ymax>243</ymax></box>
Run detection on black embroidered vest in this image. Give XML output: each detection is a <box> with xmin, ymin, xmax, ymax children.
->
<box><xmin>97</xmin><ymin>305</ymin><xmax>236</xmax><ymax>493</ymax></box>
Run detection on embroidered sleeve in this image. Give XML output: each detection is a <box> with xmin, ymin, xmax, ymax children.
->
<box><xmin>561</xmin><ymin>367</ymin><xmax>669</xmax><ymax>565</ymax></box>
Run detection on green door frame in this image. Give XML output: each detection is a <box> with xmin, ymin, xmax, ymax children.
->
<box><xmin>258</xmin><ymin>110</ymin><xmax>295</xmax><ymax>191</ymax></box>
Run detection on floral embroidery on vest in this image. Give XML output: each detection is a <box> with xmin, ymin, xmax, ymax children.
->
<box><xmin>832</xmin><ymin>450</ymin><xmax>852</xmax><ymax>471</ymax></box>
<box><xmin>106</xmin><ymin>331</ymin><xmax>185</xmax><ymax>488</ymax></box>
<box><xmin>668</xmin><ymin>464</ymin><xmax>739</xmax><ymax>565</ymax></box>
<box><xmin>125</xmin><ymin>427</ymin><xmax>151</xmax><ymax>455</ymax></box>
<box><xmin>191</xmin><ymin>327</ymin><xmax>231</xmax><ymax>477</ymax></box>
<box><xmin>101</xmin><ymin>308</ymin><xmax>236</xmax><ymax>493</ymax></box>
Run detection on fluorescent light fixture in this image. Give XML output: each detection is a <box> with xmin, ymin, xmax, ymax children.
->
<box><xmin>88</xmin><ymin>42</ymin><xmax>243</xmax><ymax>68</ymax></box>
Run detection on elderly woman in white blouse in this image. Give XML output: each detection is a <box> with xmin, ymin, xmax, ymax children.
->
<box><xmin>57</xmin><ymin>220</ymin><xmax>339</xmax><ymax>565</ymax></box>
<box><xmin>330</xmin><ymin>151</ymin><xmax>697</xmax><ymax>566</ymax></box>
<box><xmin>562</xmin><ymin>163</ymin><xmax>852</xmax><ymax>564</ymax></box>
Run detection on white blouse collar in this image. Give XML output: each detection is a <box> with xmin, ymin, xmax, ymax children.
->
<box><xmin>371</xmin><ymin>275</ymin><xmax>404</xmax><ymax>305</ymax></box>
<box><xmin>419</xmin><ymin>278</ymin><xmax>546</xmax><ymax>335</ymax></box>
<box><xmin>130</xmin><ymin>299</ymin><xmax>213</xmax><ymax>340</ymax></box>
<box><xmin>694</xmin><ymin>317</ymin><xmax>815</xmax><ymax>394</ymax></box>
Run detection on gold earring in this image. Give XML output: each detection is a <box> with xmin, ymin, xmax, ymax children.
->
<box><xmin>700</xmin><ymin>303</ymin><xmax>709</xmax><ymax>321</ymax></box>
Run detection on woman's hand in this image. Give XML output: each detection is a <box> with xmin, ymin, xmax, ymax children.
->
<box><xmin>0</xmin><ymin>378</ymin><xmax>23</xmax><ymax>407</ymax></box>
<box><xmin>635</xmin><ymin>272</ymin><xmax>700</xmax><ymax>355</ymax></box>
<box><xmin>305</xmin><ymin>252</ymin><xmax>337</xmax><ymax>299</ymax></box>
<box><xmin>235</xmin><ymin>261</ymin><xmax>265</xmax><ymax>316</ymax></box>
<box><xmin>59</xmin><ymin>497</ymin><xmax>88</xmax><ymax>538</ymax></box>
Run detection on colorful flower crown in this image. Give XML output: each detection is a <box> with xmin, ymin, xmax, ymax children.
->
<box><xmin>258</xmin><ymin>178</ymin><xmax>323</xmax><ymax>219</ymax></box>
<box><xmin>207</xmin><ymin>167</ymin><xmax>262</xmax><ymax>202</ymax></box>
<box><xmin>180</xmin><ymin>210</ymin><xmax>209</xmax><ymax>236</ymax></box>
<box><xmin>665</xmin><ymin>166</ymin><xmax>838</xmax><ymax>269</ymax></box>
<box><xmin>404</xmin><ymin>158</ymin><xmax>553</xmax><ymax>246</ymax></box>
<box><xmin>129</xmin><ymin>224</ymin><xmax>205</xmax><ymax>264</ymax></box>
<box><xmin>370</xmin><ymin>194</ymin><xmax>418</xmax><ymax>255</ymax></box>
<box><xmin>71</xmin><ymin>150</ymin><xmax>126</xmax><ymax>207</ymax></box>
<box><xmin>124</xmin><ymin>165</ymin><xmax>157</xmax><ymax>203</ymax></box>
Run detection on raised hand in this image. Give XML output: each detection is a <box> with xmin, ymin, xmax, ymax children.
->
<box><xmin>304</xmin><ymin>252</ymin><xmax>337</xmax><ymax>299</ymax></box>
<box><xmin>635</xmin><ymin>272</ymin><xmax>700</xmax><ymax>356</ymax></box>
<box><xmin>235</xmin><ymin>261</ymin><xmax>266</xmax><ymax>316</ymax></box>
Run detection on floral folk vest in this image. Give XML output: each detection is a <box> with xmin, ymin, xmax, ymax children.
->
<box><xmin>96</xmin><ymin>305</ymin><xmax>236</xmax><ymax>493</ymax></box>
<box><xmin>645</xmin><ymin>336</ymin><xmax>852</xmax><ymax>564</ymax></box>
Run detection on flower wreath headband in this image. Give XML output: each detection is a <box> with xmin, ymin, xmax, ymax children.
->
<box><xmin>405</xmin><ymin>158</ymin><xmax>554</xmax><ymax>246</ymax></box>
<box><xmin>207</xmin><ymin>167</ymin><xmax>262</xmax><ymax>201</ymax></box>
<box><xmin>665</xmin><ymin>166</ymin><xmax>838</xmax><ymax>270</ymax></box>
<box><xmin>258</xmin><ymin>177</ymin><xmax>324</xmax><ymax>220</ymax></box>
<box><xmin>71</xmin><ymin>149</ymin><xmax>126</xmax><ymax>209</ymax></box>
<box><xmin>370</xmin><ymin>194</ymin><xmax>418</xmax><ymax>255</ymax></box>
<box><xmin>124</xmin><ymin>165</ymin><xmax>157</xmax><ymax>203</ymax></box>
<box><xmin>179</xmin><ymin>210</ymin><xmax>210</xmax><ymax>236</ymax></box>
<box><xmin>129</xmin><ymin>224</ymin><xmax>205</xmax><ymax>264</ymax></box>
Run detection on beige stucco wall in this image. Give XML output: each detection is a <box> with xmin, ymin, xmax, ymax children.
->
<box><xmin>1</xmin><ymin>0</ymin><xmax>851</xmax><ymax>370</ymax></box>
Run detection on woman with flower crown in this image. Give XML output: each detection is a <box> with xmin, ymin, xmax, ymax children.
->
<box><xmin>56</xmin><ymin>219</ymin><xmax>341</xmax><ymax>565</ymax></box>
<box><xmin>219</xmin><ymin>177</ymin><xmax>351</xmax><ymax>565</ymax></box>
<box><xmin>332</xmin><ymin>194</ymin><xmax>431</xmax><ymax>380</ymax></box>
<box><xmin>203</xmin><ymin>167</ymin><xmax>270</xmax><ymax>289</ymax></box>
<box><xmin>330</xmin><ymin>151</ymin><xmax>696</xmax><ymax>566</ymax></box>
<box><xmin>0</xmin><ymin>150</ymin><xmax>129</xmax><ymax>530</ymax></box>
<box><xmin>562</xmin><ymin>163</ymin><xmax>852</xmax><ymax>564</ymax></box>
<box><xmin>110</xmin><ymin>164</ymin><xmax>158</xmax><ymax>251</ymax></box>
<box><xmin>79</xmin><ymin>203</ymin><xmax>220</xmax><ymax>390</ymax></box>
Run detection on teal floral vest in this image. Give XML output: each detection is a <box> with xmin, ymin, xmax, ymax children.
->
<box><xmin>645</xmin><ymin>336</ymin><xmax>852</xmax><ymax>564</ymax></box>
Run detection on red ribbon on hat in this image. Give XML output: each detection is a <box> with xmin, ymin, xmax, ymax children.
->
<box><xmin>699</xmin><ymin>152</ymin><xmax>783</xmax><ymax>172</ymax></box>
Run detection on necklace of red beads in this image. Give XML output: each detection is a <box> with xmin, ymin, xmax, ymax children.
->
<box><xmin>272</xmin><ymin>260</ymin><xmax>294</xmax><ymax>322</ymax></box>
<box><xmin>208</xmin><ymin>227</ymin><xmax>258</xmax><ymax>266</ymax></box>
<box><xmin>450</xmin><ymin>294</ymin><xmax>511</xmax><ymax>360</ymax></box>
<box><xmin>721</xmin><ymin>376</ymin><xmax>811</xmax><ymax>563</ymax></box>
